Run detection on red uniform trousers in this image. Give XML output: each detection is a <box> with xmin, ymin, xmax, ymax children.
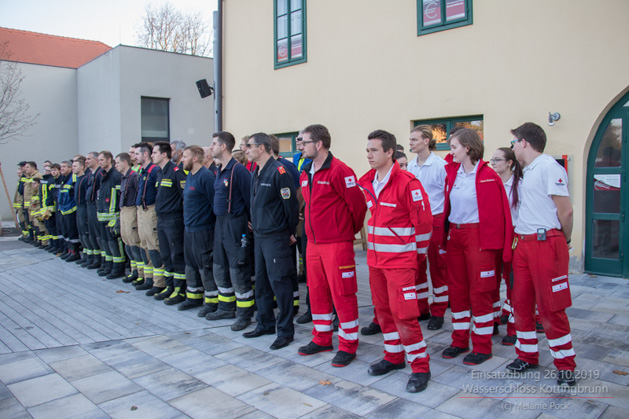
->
<box><xmin>307</xmin><ymin>241</ymin><xmax>359</xmax><ymax>354</ymax></box>
<box><xmin>512</xmin><ymin>232</ymin><xmax>576</xmax><ymax>371</ymax></box>
<box><xmin>446</xmin><ymin>225</ymin><xmax>498</xmax><ymax>355</ymax></box>
<box><xmin>498</xmin><ymin>261</ymin><xmax>516</xmax><ymax>336</ymax></box>
<box><xmin>370</xmin><ymin>267</ymin><xmax>430</xmax><ymax>373</ymax></box>
<box><xmin>417</xmin><ymin>213</ymin><xmax>448</xmax><ymax>317</ymax></box>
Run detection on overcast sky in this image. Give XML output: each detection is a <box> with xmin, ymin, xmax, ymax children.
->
<box><xmin>0</xmin><ymin>0</ymin><xmax>217</xmax><ymax>47</ymax></box>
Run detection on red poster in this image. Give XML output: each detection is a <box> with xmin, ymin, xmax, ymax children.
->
<box><xmin>291</xmin><ymin>35</ymin><xmax>302</xmax><ymax>58</ymax></box>
<box><xmin>446</xmin><ymin>0</ymin><xmax>466</xmax><ymax>21</ymax></box>
<box><xmin>423</xmin><ymin>0</ymin><xmax>441</xmax><ymax>26</ymax></box>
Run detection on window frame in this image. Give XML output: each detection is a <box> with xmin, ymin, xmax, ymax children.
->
<box><xmin>273</xmin><ymin>131</ymin><xmax>299</xmax><ymax>157</ymax></box>
<box><xmin>141</xmin><ymin>96</ymin><xmax>170</xmax><ymax>143</ymax></box>
<box><xmin>417</xmin><ymin>0</ymin><xmax>473</xmax><ymax>36</ymax></box>
<box><xmin>274</xmin><ymin>0</ymin><xmax>307</xmax><ymax>69</ymax></box>
<box><xmin>413</xmin><ymin>115</ymin><xmax>483</xmax><ymax>151</ymax></box>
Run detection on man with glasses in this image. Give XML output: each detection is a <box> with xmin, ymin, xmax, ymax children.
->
<box><xmin>507</xmin><ymin>122</ymin><xmax>576</xmax><ymax>387</ymax></box>
<box><xmin>297</xmin><ymin>124</ymin><xmax>367</xmax><ymax>368</ymax></box>
<box><xmin>243</xmin><ymin>133</ymin><xmax>299</xmax><ymax>350</ymax></box>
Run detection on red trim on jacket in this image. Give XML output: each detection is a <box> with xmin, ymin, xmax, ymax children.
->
<box><xmin>358</xmin><ymin>163</ymin><xmax>433</xmax><ymax>269</ymax></box>
<box><xmin>442</xmin><ymin>160</ymin><xmax>513</xmax><ymax>262</ymax></box>
<box><xmin>300</xmin><ymin>153</ymin><xmax>367</xmax><ymax>244</ymax></box>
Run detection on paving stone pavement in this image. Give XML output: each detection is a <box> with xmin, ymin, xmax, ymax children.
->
<box><xmin>0</xmin><ymin>236</ymin><xmax>628</xmax><ymax>418</ymax></box>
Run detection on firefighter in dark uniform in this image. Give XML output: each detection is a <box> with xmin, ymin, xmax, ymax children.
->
<box><xmin>243</xmin><ymin>133</ymin><xmax>299</xmax><ymax>350</ymax></box>
<box><xmin>74</xmin><ymin>156</ymin><xmax>91</xmax><ymax>265</ymax></box>
<box><xmin>179</xmin><ymin>145</ymin><xmax>218</xmax><ymax>313</ymax></box>
<box><xmin>54</xmin><ymin>161</ymin><xmax>70</xmax><ymax>255</ymax></box>
<box><xmin>116</xmin><ymin>152</ymin><xmax>142</xmax><ymax>283</ymax></box>
<box><xmin>152</xmin><ymin>142</ymin><xmax>187</xmax><ymax>305</ymax></box>
<box><xmin>96</xmin><ymin>151</ymin><xmax>125</xmax><ymax>279</ymax></box>
<box><xmin>134</xmin><ymin>142</ymin><xmax>163</xmax><ymax>295</ymax></box>
<box><xmin>207</xmin><ymin>131</ymin><xmax>254</xmax><ymax>331</ymax></box>
<box><xmin>42</xmin><ymin>163</ymin><xmax>61</xmax><ymax>252</ymax></box>
<box><xmin>14</xmin><ymin>162</ymin><xmax>28</xmax><ymax>240</ymax></box>
<box><xmin>85</xmin><ymin>152</ymin><xmax>103</xmax><ymax>269</ymax></box>
<box><xmin>57</xmin><ymin>162</ymin><xmax>79</xmax><ymax>260</ymax></box>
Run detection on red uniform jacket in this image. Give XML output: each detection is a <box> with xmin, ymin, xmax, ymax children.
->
<box><xmin>359</xmin><ymin>164</ymin><xmax>433</xmax><ymax>269</ymax></box>
<box><xmin>300</xmin><ymin>152</ymin><xmax>367</xmax><ymax>244</ymax></box>
<box><xmin>443</xmin><ymin>160</ymin><xmax>513</xmax><ymax>263</ymax></box>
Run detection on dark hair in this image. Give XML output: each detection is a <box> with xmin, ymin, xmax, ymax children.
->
<box><xmin>511</xmin><ymin>122</ymin><xmax>547</xmax><ymax>153</ymax></box>
<box><xmin>185</xmin><ymin>145</ymin><xmax>204</xmax><ymax>161</ymax></box>
<box><xmin>269</xmin><ymin>134</ymin><xmax>280</xmax><ymax>155</ymax></box>
<box><xmin>88</xmin><ymin>151</ymin><xmax>99</xmax><ymax>159</ymax></box>
<box><xmin>368</xmin><ymin>130</ymin><xmax>397</xmax><ymax>160</ymax></box>
<box><xmin>99</xmin><ymin>151</ymin><xmax>114</xmax><ymax>161</ymax></box>
<box><xmin>116</xmin><ymin>152</ymin><xmax>132</xmax><ymax>166</ymax></box>
<box><xmin>18</xmin><ymin>161</ymin><xmax>26</xmax><ymax>167</ymax></box>
<box><xmin>412</xmin><ymin>125</ymin><xmax>437</xmax><ymax>150</ymax></box>
<box><xmin>44</xmin><ymin>160</ymin><xmax>52</xmax><ymax>165</ymax></box>
<box><xmin>449</xmin><ymin>126</ymin><xmax>464</xmax><ymax>137</ymax></box>
<box><xmin>154</xmin><ymin>142</ymin><xmax>172</xmax><ymax>159</ymax></box>
<box><xmin>449</xmin><ymin>128</ymin><xmax>484</xmax><ymax>164</ymax></box>
<box><xmin>303</xmin><ymin>124</ymin><xmax>331</xmax><ymax>149</ymax></box>
<box><xmin>27</xmin><ymin>161</ymin><xmax>37</xmax><ymax>169</ymax></box>
<box><xmin>133</xmin><ymin>142</ymin><xmax>152</xmax><ymax>156</ymax></box>
<box><xmin>51</xmin><ymin>163</ymin><xmax>60</xmax><ymax>170</ymax></box>
<box><xmin>74</xmin><ymin>157</ymin><xmax>86</xmax><ymax>168</ymax></box>
<box><xmin>213</xmin><ymin>131</ymin><xmax>236</xmax><ymax>152</ymax></box>
<box><xmin>394</xmin><ymin>151</ymin><xmax>407</xmax><ymax>161</ymax></box>
<box><xmin>497</xmin><ymin>147</ymin><xmax>522</xmax><ymax>209</ymax></box>
<box><xmin>250</xmin><ymin>132</ymin><xmax>272</xmax><ymax>154</ymax></box>
<box><xmin>396</xmin><ymin>144</ymin><xmax>404</xmax><ymax>152</ymax></box>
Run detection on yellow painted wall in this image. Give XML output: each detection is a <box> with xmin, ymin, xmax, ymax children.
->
<box><xmin>223</xmin><ymin>0</ymin><xmax>629</xmax><ymax>271</ymax></box>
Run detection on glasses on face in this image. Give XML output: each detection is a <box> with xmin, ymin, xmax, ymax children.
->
<box><xmin>301</xmin><ymin>140</ymin><xmax>315</xmax><ymax>145</ymax></box>
<box><xmin>245</xmin><ymin>143</ymin><xmax>260</xmax><ymax>148</ymax></box>
<box><xmin>510</xmin><ymin>138</ymin><xmax>523</xmax><ymax>146</ymax></box>
<box><xmin>490</xmin><ymin>158</ymin><xmax>506</xmax><ymax>163</ymax></box>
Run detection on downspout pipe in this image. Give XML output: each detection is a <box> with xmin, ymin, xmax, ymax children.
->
<box><xmin>213</xmin><ymin>1</ymin><xmax>223</xmax><ymax>131</ymax></box>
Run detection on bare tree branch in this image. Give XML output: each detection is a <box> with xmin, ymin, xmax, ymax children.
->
<box><xmin>136</xmin><ymin>2</ymin><xmax>212</xmax><ymax>57</ymax></box>
<box><xmin>0</xmin><ymin>42</ymin><xmax>39</xmax><ymax>145</ymax></box>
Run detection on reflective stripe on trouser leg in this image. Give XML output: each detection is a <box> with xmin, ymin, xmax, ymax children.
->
<box><xmin>163</xmin><ymin>271</ymin><xmax>174</xmax><ymax>288</ymax></box>
<box><xmin>186</xmin><ymin>286</ymin><xmax>203</xmax><ymax>300</ymax></box>
<box><xmin>307</xmin><ymin>241</ymin><xmax>359</xmax><ymax>353</ymax></box>
<box><xmin>174</xmin><ymin>272</ymin><xmax>186</xmax><ymax>293</ymax></box>
<box><xmin>214</xmin><ymin>263</ymin><xmax>236</xmax><ymax>312</ymax></box>
<box><xmin>153</xmin><ymin>268</ymin><xmax>165</xmax><ymax>288</ymax></box>
<box><xmin>204</xmin><ymin>290</ymin><xmax>219</xmax><ymax>305</ymax></box>
<box><xmin>415</xmin><ymin>261</ymin><xmax>430</xmax><ymax>315</ymax></box>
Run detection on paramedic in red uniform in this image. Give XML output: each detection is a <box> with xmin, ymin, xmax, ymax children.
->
<box><xmin>297</xmin><ymin>124</ymin><xmax>367</xmax><ymax>368</ymax></box>
<box><xmin>441</xmin><ymin>128</ymin><xmax>513</xmax><ymax>365</ymax></box>
<box><xmin>507</xmin><ymin>122</ymin><xmax>577</xmax><ymax>387</ymax></box>
<box><xmin>358</xmin><ymin>129</ymin><xmax>433</xmax><ymax>393</ymax></box>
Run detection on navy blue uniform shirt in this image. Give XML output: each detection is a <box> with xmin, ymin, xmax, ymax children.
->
<box><xmin>184</xmin><ymin>166</ymin><xmax>216</xmax><ymax>232</ymax></box>
<box><xmin>136</xmin><ymin>163</ymin><xmax>160</xmax><ymax>208</ymax></box>
<box><xmin>213</xmin><ymin>158</ymin><xmax>252</xmax><ymax>217</ymax></box>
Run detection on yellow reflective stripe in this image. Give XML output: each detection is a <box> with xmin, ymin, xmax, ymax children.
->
<box><xmin>219</xmin><ymin>295</ymin><xmax>237</xmax><ymax>303</ymax></box>
<box><xmin>186</xmin><ymin>292</ymin><xmax>203</xmax><ymax>299</ymax></box>
<box><xmin>237</xmin><ymin>300</ymin><xmax>255</xmax><ymax>308</ymax></box>
<box><xmin>61</xmin><ymin>207</ymin><xmax>77</xmax><ymax>215</ymax></box>
<box><xmin>109</xmin><ymin>187</ymin><xmax>116</xmax><ymax>214</ymax></box>
<box><xmin>293</xmin><ymin>300</ymin><xmax>300</xmax><ymax>306</ymax></box>
<box><xmin>205</xmin><ymin>297</ymin><xmax>219</xmax><ymax>304</ymax></box>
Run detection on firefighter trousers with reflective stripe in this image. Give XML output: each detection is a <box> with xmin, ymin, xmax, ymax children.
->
<box><xmin>184</xmin><ymin>229</ymin><xmax>217</xmax><ymax>303</ymax></box>
<box><xmin>158</xmin><ymin>213</ymin><xmax>185</xmax><ymax>290</ymax></box>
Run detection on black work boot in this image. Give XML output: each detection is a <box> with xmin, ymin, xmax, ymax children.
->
<box><xmin>123</xmin><ymin>270</ymin><xmax>138</xmax><ymax>284</ymax></box>
<box><xmin>78</xmin><ymin>254</ymin><xmax>92</xmax><ymax>267</ymax></box>
<box><xmin>65</xmin><ymin>251</ymin><xmax>80</xmax><ymax>263</ymax></box>
<box><xmin>106</xmin><ymin>263</ymin><xmax>125</xmax><ymax>280</ymax></box>
<box><xmin>198</xmin><ymin>304</ymin><xmax>218</xmax><ymax>317</ymax></box>
<box><xmin>164</xmin><ymin>288</ymin><xmax>186</xmax><ymax>305</ymax></box>
<box><xmin>98</xmin><ymin>261</ymin><xmax>113</xmax><ymax>277</ymax></box>
<box><xmin>153</xmin><ymin>286</ymin><xmax>172</xmax><ymax>300</ymax></box>
<box><xmin>86</xmin><ymin>255</ymin><xmax>102</xmax><ymax>270</ymax></box>
<box><xmin>178</xmin><ymin>299</ymin><xmax>203</xmax><ymax>311</ymax></box>
<box><xmin>135</xmin><ymin>277</ymin><xmax>154</xmax><ymax>291</ymax></box>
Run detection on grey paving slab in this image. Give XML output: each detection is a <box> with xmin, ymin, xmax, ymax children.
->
<box><xmin>303</xmin><ymin>378</ymin><xmax>396</xmax><ymax>416</ymax></box>
<box><xmin>0</xmin><ymin>382</ymin><xmax>11</xmax><ymax>402</ymax></box>
<box><xmin>365</xmin><ymin>398</ymin><xmax>448</xmax><ymax>418</ymax></box>
<box><xmin>49</xmin><ymin>353</ymin><xmax>113</xmax><ymax>381</ymax></box>
<box><xmin>129</xmin><ymin>335</ymin><xmax>191</xmax><ymax>359</ymax></box>
<box><xmin>214</xmin><ymin>345</ymin><xmax>286</xmax><ymax>372</ymax></box>
<box><xmin>602</xmin><ymin>348</ymin><xmax>629</xmax><ymax>368</ymax></box>
<box><xmin>300</xmin><ymin>405</ymin><xmax>360</xmax><ymax>418</ymax></box>
<box><xmin>169</xmin><ymin>387</ymin><xmax>256</xmax><ymax>418</ymax></box>
<box><xmin>27</xmin><ymin>393</ymin><xmax>108</xmax><ymax>419</ymax></box>
<box><xmin>131</xmin><ymin>367</ymin><xmax>207</xmax><ymax>401</ymax></box>
<box><xmin>159</xmin><ymin>348</ymin><xmax>227</xmax><ymax>378</ymax></box>
<box><xmin>8</xmin><ymin>372</ymin><xmax>78</xmax><ymax>408</ymax></box>
<box><xmin>314</xmin><ymin>356</ymin><xmax>389</xmax><ymax>386</ymax></box>
<box><xmin>71</xmin><ymin>370</ymin><xmax>143</xmax><ymax>404</ymax></box>
<box><xmin>34</xmin><ymin>345</ymin><xmax>90</xmax><ymax>364</ymax></box>
<box><xmin>0</xmin><ymin>356</ymin><xmax>53</xmax><ymax>385</ymax></box>
<box><xmin>0</xmin><ymin>350</ymin><xmax>36</xmax><ymax>366</ymax></box>
<box><xmin>600</xmin><ymin>405</ymin><xmax>629</xmax><ymax>419</ymax></box>
<box><xmin>368</xmin><ymin>371</ymin><xmax>461</xmax><ymax>408</ymax></box>
<box><xmin>97</xmin><ymin>390</ymin><xmax>185</xmax><ymax>419</ymax></box>
<box><xmin>194</xmin><ymin>364</ymin><xmax>271</xmax><ymax>396</ymax></box>
<box><xmin>256</xmin><ymin>360</ymin><xmax>338</xmax><ymax>392</ymax></box>
<box><xmin>238</xmin><ymin>383</ymin><xmax>327</xmax><ymax>419</ymax></box>
<box><xmin>0</xmin><ymin>396</ymin><xmax>32</xmax><ymax>419</ymax></box>
<box><xmin>101</xmin><ymin>350</ymin><xmax>171</xmax><ymax>380</ymax></box>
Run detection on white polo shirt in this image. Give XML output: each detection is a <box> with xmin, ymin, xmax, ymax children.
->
<box><xmin>372</xmin><ymin>164</ymin><xmax>394</xmax><ymax>199</ymax></box>
<box><xmin>407</xmin><ymin>152</ymin><xmax>446</xmax><ymax>215</ymax></box>
<box><xmin>448</xmin><ymin>162</ymin><xmax>479</xmax><ymax>224</ymax></box>
<box><xmin>503</xmin><ymin>174</ymin><xmax>520</xmax><ymax>227</ymax></box>
<box><xmin>515</xmin><ymin>154</ymin><xmax>569</xmax><ymax>235</ymax></box>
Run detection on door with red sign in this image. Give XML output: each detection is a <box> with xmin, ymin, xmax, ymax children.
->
<box><xmin>586</xmin><ymin>91</ymin><xmax>628</xmax><ymax>277</ymax></box>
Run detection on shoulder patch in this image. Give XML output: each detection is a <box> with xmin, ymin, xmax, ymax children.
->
<box><xmin>411</xmin><ymin>189</ymin><xmax>423</xmax><ymax>202</ymax></box>
<box><xmin>301</xmin><ymin>180</ymin><xmax>308</xmax><ymax>187</ymax></box>
<box><xmin>173</xmin><ymin>166</ymin><xmax>179</xmax><ymax>171</ymax></box>
<box><xmin>281</xmin><ymin>187</ymin><xmax>291</xmax><ymax>199</ymax></box>
<box><xmin>277</xmin><ymin>166</ymin><xmax>286</xmax><ymax>175</ymax></box>
<box><xmin>344</xmin><ymin>175</ymin><xmax>356</xmax><ymax>188</ymax></box>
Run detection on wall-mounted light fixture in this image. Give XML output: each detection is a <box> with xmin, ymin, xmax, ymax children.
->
<box><xmin>548</xmin><ymin>112</ymin><xmax>561</xmax><ymax>126</ymax></box>
<box><xmin>196</xmin><ymin>79</ymin><xmax>214</xmax><ymax>98</ymax></box>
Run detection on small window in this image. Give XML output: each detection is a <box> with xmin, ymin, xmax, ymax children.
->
<box><xmin>141</xmin><ymin>97</ymin><xmax>170</xmax><ymax>142</ymax></box>
<box><xmin>275</xmin><ymin>0</ymin><xmax>307</xmax><ymax>69</ymax></box>
<box><xmin>413</xmin><ymin>116</ymin><xmax>483</xmax><ymax>150</ymax></box>
<box><xmin>417</xmin><ymin>0</ymin><xmax>473</xmax><ymax>36</ymax></box>
<box><xmin>273</xmin><ymin>132</ymin><xmax>299</xmax><ymax>156</ymax></box>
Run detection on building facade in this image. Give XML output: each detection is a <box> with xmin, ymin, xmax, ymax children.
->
<box><xmin>0</xmin><ymin>28</ymin><xmax>214</xmax><ymax>223</ymax></box>
<box><xmin>221</xmin><ymin>0</ymin><xmax>629</xmax><ymax>277</ymax></box>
